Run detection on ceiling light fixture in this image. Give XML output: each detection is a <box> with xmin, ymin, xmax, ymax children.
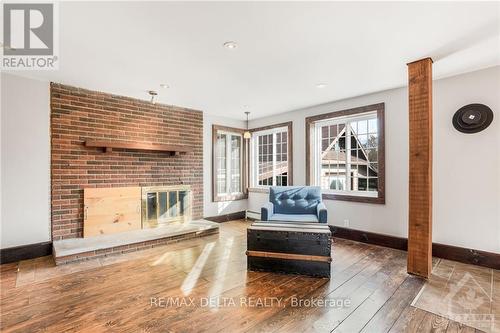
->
<box><xmin>148</xmin><ymin>90</ymin><xmax>158</xmax><ymax>104</ymax></box>
<box><xmin>316</xmin><ymin>83</ymin><xmax>327</xmax><ymax>89</ymax></box>
<box><xmin>243</xmin><ymin>111</ymin><xmax>251</xmax><ymax>140</ymax></box>
<box><xmin>223</xmin><ymin>41</ymin><xmax>238</xmax><ymax>49</ymax></box>
<box><xmin>160</xmin><ymin>83</ymin><xmax>169</xmax><ymax>89</ymax></box>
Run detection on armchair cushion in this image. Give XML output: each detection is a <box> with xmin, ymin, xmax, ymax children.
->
<box><xmin>261</xmin><ymin>186</ymin><xmax>328</xmax><ymax>223</ymax></box>
<box><xmin>269</xmin><ymin>214</ymin><xmax>319</xmax><ymax>223</ymax></box>
<box><xmin>270</xmin><ymin>186</ymin><xmax>321</xmax><ymax>215</ymax></box>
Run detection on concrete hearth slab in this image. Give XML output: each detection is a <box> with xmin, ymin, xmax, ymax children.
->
<box><xmin>53</xmin><ymin>220</ymin><xmax>219</xmax><ymax>259</ymax></box>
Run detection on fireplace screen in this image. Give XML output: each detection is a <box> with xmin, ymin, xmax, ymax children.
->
<box><xmin>141</xmin><ymin>185</ymin><xmax>191</xmax><ymax>228</ymax></box>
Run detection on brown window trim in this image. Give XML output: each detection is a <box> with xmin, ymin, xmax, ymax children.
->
<box><xmin>305</xmin><ymin>103</ymin><xmax>385</xmax><ymax>204</ymax></box>
<box><xmin>250</xmin><ymin>121</ymin><xmax>293</xmax><ymax>186</ymax></box>
<box><xmin>212</xmin><ymin>124</ymin><xmax>248</xmax><ymax>202</ymax></box>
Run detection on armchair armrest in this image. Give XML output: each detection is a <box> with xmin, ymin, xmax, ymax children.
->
<box><xmin>261</xmin><ymin>202</ymin><xmax>274</xmax><ymax>221</ymax></box>
<box><xmin>317</xmin><ymin>202</ymin><xmax>327</xmax><ymax>223</ymax></box>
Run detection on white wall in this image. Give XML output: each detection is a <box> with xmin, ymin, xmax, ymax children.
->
<box><xmin>433</xmin><ymin>67</ymin><xmax>499</xmax><ymax>252</ymax></box>
<box><xmin>248</xmin><ymin>66</ymin><xmax>500</xmax><ymax>253</ymax></box>
<box><xmin>1</xmin><ymin>73</ymin><xmax>51</xmax><ymax>248</ymax></box>
<box><xmin>203</xmin><ymin>115</ymin><xmax>248</xmax><ymax>217</ymax></box>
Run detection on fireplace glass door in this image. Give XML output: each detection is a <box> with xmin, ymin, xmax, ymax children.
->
<box><xmin>142</xmin><ymin>185</ymin><xmax>191</xmax><ymax>228</ymax></box>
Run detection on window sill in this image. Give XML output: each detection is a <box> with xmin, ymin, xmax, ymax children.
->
<box><xmin>322</xmin><ymin>193</ymin><xmax>385</xmax><ymax>204</ymax></box>
<box><xmin>248</xmin><ymin>187</ymin><xmax>270</xmax><ymax>194</ymax></box>
<box><xmin>212</xmin><ymin>193</ymin><xmax>248</xmax><ymax>202</ymax></box>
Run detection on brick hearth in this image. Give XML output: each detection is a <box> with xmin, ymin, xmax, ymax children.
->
<box><xmin>53</xmin><ymin>220</ymin><xmax>219</xmax><ymax>265</ymax></box>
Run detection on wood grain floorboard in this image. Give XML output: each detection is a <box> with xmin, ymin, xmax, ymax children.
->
<box><xmin>0</xmin><ymin>263</ymin><xmax>18</xmax><ymax>287</ymax></box>
<box><xmin>418</xmin><ymin>310</ymin><xmax>450</xmax><ymax>332</ymax></box>
<box><xmin>388</xmin><ymin>305</ymin><xmax>427</xmax><ymax>332</ymax></box>
<box><xmin>0</xmin><ymin>220</ymin><xmax>483</xmax><ymax>333</ymax></box>
<box><xmin>446</xmin><ymin>320</ymin><xmax>481</xmax><ymax>333</ymax></box>
<box><xmin>245</xmin><ymin>243</ymin><xmax>390</xmax><ymax>333</ymax></box>
<box><xmin>331</xmin><ymin>252</ymin><xmax>410</xmax><ymax>332</ymax></box>
<box><xmin>359</xmin><ymin>275</ymin><xmax>425</xmax><ymax>332</ymax></box>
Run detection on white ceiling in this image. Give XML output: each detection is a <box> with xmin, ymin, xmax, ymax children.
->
<box><xmin>10</xmin><ymin>1</ymin><xmax>500</xmax><ymax>120</ymax></box>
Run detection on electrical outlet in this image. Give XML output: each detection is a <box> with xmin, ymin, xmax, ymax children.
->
<box><xmin>343</xmin><ymin>219</ymin><xmax>350</xmax><ymax>227</ymax></box>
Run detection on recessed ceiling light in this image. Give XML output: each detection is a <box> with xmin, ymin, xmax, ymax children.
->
<box><xmin>223</xmin><ymin>41</ymin><xmax>238</xmax><ymax>49</ymax></box>
<box><xmin>316</xmin><ymin>83</ymin><xmax>327</xmax><ymax>89</ymax></box>
<box><xmin>160</xmin><ymin>83</ymin><xmax>169</xmax><ymax>89</ymax></box>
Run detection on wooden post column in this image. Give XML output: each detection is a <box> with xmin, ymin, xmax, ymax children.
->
<box><xmin>407</xmin><ymin>57</ymin><xmax>433</xmax><ymax>278</ymax></box>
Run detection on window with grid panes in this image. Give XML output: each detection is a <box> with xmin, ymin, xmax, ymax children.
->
<box><xmin>251</xmin><ymin>126</ymin><xmax>289</xmax><ymax>187</ymax></box>
<box><xmin>213</xmin><ymin>126</ymin><xmax>244</xmax><ymax>201</ymax></box>
<box><xmin>313</xmin><ymin>112</ymin><xmax>380</xmax><ymax>196</ymax></box>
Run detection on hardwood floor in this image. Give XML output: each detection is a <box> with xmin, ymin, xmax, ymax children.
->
<box><xmin>0</xmin><ymin>220</ymin><xmax>484</xmax><ymax>332</ymax></box>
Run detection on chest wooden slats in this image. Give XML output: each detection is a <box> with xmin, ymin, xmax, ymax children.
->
<box><xmin>246</xmin><ymin>222</ymin><xmax>332</xmax><ymax>278</ymax></box>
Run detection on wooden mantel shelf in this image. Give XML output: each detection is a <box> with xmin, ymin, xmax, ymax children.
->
<box><xmin>84</xmin><ymin>139</ymin><xmax>192</xmax><ymax>155</ymax></box>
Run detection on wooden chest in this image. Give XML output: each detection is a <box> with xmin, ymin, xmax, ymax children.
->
<box><xmin>246</xmin><ymin>222</ymin><xmax>332</xmax><ymax>278</ymax></box>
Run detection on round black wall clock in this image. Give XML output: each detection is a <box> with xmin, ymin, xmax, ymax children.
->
<box><xmin>452</xmin><ymin>103</ymin><xmax>494</xmax><ymax>134</ymax></box>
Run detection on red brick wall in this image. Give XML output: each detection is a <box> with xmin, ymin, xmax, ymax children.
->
<box><xmin>50</xmin><ymin>83</ymin><xmax>203</xmax><ymax>240</ymax></box>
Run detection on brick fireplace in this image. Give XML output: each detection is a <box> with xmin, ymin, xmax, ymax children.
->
<box><xmin>50</xmin><ymin>83</ymin><xmax>204</xmax><ymax>241</ymax></box>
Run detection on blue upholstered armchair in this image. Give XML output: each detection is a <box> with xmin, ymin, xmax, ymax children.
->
<box><xmin>261</xmin><ymin>186</ymin><xmax>327</xmax><ymax>223</ymax></box>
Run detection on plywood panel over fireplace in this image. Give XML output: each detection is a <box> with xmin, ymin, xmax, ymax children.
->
<box><xmin>51</xmin><ymin>83</ymin><xmax>203</xmax><ymax>240</ymax></box>
<box><xmin>84</xmin><ymin>187</ymin><xmax>141</xmax><ymax>237</ymax></box>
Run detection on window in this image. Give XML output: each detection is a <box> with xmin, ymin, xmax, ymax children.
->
<box><xmin>306</xmin><ymin>103</ymin><xmax>385</xmax><ymax>204</ymax></box>
<box><xmin>250</xmin><ymin>122</ymin><xmax>293</xmax><ymax>188</ymax></box>
<box><xmin>212</xmin><ymin>125</ymin><xmax>246</xmax><ymax>201</ymax></box>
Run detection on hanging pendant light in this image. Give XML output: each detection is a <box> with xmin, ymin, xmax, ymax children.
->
<box><xmin>243</xmin><ymin>111</ymin><xmax>251</xmax><ymax>139</ymax></box>
<box><xmin>148</xmin><ymin>90</ymin><xmax>158</xmax><ymax>104</ymax></box>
